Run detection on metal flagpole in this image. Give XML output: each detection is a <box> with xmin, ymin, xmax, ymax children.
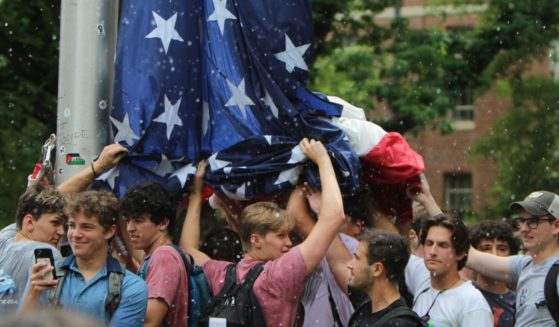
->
<box><xmin>54</xmin><ymin>0</ymin><xmax>119</xmax><ymax>184</ymax></box>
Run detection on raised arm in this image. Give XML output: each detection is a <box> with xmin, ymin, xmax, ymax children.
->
<box><xmin>297</xmin><ymin>138</ymin><xmax>345</xmax><ymax>274</ymax></box>
<box><xmin>57</xmin><ymin>143</ymin><xmax>128</xmax><ymax>194</ymax></box>
<box><xmin>466</xmin><ymin>246</ymin><xmax>514</xmax><ymax>284</ymax></box>
<box><xmin>406</xmin><ymin>173</ymin><xmax>443</xmax><ymax>217</ymax></box>
<box><xmin>287</xmin><ymin>184</ymin><xmax>353</xmax><ymax>294</ymax></box>
<box><xmin>179</xmin><ymin>160</ymin><xmax>211</xmax><ymax>266</ymax></box>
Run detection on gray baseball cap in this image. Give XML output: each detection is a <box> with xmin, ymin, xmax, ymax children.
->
<box><xmin>510</xmin><ymin>191</ymin><xmax>559</xmax><ymax>219</ymax></box>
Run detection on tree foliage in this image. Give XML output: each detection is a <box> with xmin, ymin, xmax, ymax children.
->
<box><xmin>474</xmin><ymin>77</ymin><xmax>559</xmax><ymax>218</ymax></box>
<box><xmin>0</xmin><ymin>0</ymin><xmax>60</xmax><ymax>227</ymax></box>
<box><xmin>310</xmin><ymin>0</ymin><xmax>559</xmax><ymax>134</ymax></box>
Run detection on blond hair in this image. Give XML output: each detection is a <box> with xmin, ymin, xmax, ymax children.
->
<box><xmin>238</xmin><ymin>202</ymin><xmax>295</xmax><ymax>251</ymax></box>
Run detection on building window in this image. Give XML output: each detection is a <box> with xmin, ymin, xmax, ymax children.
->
<box><xmin>444</xmin><ymin>172</ymin><xmax>473</xmax><ymax>219</ymax></box>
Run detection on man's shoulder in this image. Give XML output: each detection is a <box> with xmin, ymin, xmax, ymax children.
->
<box><xmin>120</xmin><ymin>270</ymin><xmax>148</xmax><ymax>297</ymax></box>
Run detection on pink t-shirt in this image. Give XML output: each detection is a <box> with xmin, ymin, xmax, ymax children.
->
<box><xmin>144</xmin><ymin>245</ymin><xmax>189</xmax><ymax>327</ymax></box>
<box><xmin>203</xmin><ymin>246</ymin><xmax>307</xmax><ymax>327</ymax></box>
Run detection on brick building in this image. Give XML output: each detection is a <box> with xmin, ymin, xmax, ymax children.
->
<box><xmin>374</xmin><ymin>1</ymin><xmax>557</xmax><ymax>218</ymax></box>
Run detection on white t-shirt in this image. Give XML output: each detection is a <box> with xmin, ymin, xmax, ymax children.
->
<box><xmin>509</xmin><ymin>254</ymin><xmax>559</xmax><ymax>327</ymax></box>
<box><xmin>405</xmin><ymin>255</ymin><xmax>493</xmax><ymax>327</ymax></box>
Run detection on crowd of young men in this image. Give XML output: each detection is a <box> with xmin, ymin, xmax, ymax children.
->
<box><xmin>0</xmin><ymin>138</ymin><xmax>558</xmax><ymax>327</ymax></box>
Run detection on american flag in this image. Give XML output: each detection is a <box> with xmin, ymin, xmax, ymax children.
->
<box><xmin>101</xmin><ymin>0</ymin><xmax>360</xmax><ymax>199</ymax></box>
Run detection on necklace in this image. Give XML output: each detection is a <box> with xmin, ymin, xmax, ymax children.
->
<box><xmin>414</xmin><ymin>278</ymin><xmax>463</xmax><ymax>323</ymax></box>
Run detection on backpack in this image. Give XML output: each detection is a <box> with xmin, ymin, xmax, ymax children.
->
<box><xmin>48</xmin><ymin>255</ymin><xmax>124</xmax><ymax>322</ymax></box>
<box><xmin>200</xmin><ymin>263</ymin><xmax>266</xmax><ymax>327</ymax></box>
<box><xmin>350</xmin><ymin>299</ymin><xmax>427</xmax><ymax>327</ymax></box>
<box><xmin>544</xmin><ymin>260</ymin><xmax>559</xmax><ymax>324</ymax></box>
<box><xmin>139</xmin><ymin>244</ymin><xmax>213</xmax><ymax>327</ymax></box>
<box><xmin>375</xmin><ymin>305</ymin><xmax>427</xmax><ymax>327</ymax></box>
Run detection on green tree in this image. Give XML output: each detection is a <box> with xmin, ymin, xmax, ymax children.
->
<box><xmin>310</xmin><ymin>0</ymin><xmax>559</xmax><ymax>134</ymax></box>
<box><xmin>0</xmin><ymin>0</ymin><xmax>60</xmax><ymax>227</ymax></box>
<box><xmin>474</xmin><ymin>77</ymin><xmax>559</xmax><ymax>219</ymax></box>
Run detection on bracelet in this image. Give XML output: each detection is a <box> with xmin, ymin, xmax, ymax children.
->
<box><xmin>91</xmin><ymin>162</ymin><xmax>100</xmax><ymax>178</ymax></box>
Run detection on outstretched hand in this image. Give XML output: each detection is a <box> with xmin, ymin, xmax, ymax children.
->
<box><xmin>299</xmin><ymin>138</ymin><xmax>329</xmax><ymax>165</ymax></box>
<box><xmin>95</xmin><ymin>143</ymin><xmax>128</xmax><ymax>173</ymax></box>
<box><xmin>406</xmin><ymin>173</ymin><xmax>431</xmax><ymax>203</ymax></box>
<box><xmin>191</xmin><ymin>160</ymin><xmax>207</xmax><ymax>196</ymax></box>
<box><xmin>28</xmin><ymin>262</ymin><xmax>58</xmax><ymax>295</ymax></box>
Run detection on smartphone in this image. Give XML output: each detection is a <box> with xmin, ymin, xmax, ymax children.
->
<box><xmin>34</xmin><ymin>248</ymin><xmax>57</xmax><ymax>280</ymax></box>
<box><xmin>60</xmin><ymin>243</ymin><xmax>73</xmax><ymax>258</ymax></box>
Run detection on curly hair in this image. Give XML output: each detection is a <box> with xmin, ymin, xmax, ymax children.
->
<box><xmin>469</xmin><ymin>220</ymin><xmax>519</xmax><ymax>255</ymax></box>
<box><xmin>16</xmin><ymin>184</ymin><xmax>66</xmax><ymax>230</ymax></box>
<box><xmin>360</xmin><ymin>229</ymin><xmax>411</xmax><ymax>283</ymax></box>
<box><xmin>64</xmin><ymin>190</ymin><xmax>120</xmax><ymax>231</ymax></box>
<box><xmin>120</xmin><ymin>182</ymin><xmax>177</xmax><ymax>234</ymax></box>
<box><xmin>420</xmin><ymin>214</ymin><xmax>470</xmax><ymax>270</ymax></box>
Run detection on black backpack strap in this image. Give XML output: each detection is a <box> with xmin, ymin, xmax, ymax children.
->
<box><xmin>105</xmin><ymin>256</ymin><xmax>126</xmax><ymax>321</ymax></box>
<box><xmin>544</xmin><ymin>260</ymin><xmax>559</xmax><ymax>324</ymax></box>
<box><xmin>327</xmin><ymin>284</ymin><xmax>344</xmax><ymax>327</ymax></box>
<box><xmin>375</xmin><ymin>304</ymin><xmax>425</xmax><ymax>327</ymax></box>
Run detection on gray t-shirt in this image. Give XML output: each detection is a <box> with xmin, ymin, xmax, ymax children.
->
<box><xmin>0</xmin><ymin>235</ymin><xmax>61</xmax><ymax>312</ymax></box>
<box><xmin>302</xmin><ymin>234</ymin><xmax>358</xmax><ymax>327</ymax></box>
<box><xmin>0</xmin><ymin>223</ymin><xmax>16</xmax><ymax>240</ymax></box>
<box><xmin>509</xmin><ymin>254</ymin><xmax>559</xmax><ymax>327</ymax></box>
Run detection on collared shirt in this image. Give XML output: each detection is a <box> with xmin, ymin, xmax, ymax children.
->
<box><xmin>38</xmin><ymin>255</ymin><xmax>148</xmax><ymax>327</ymax></box>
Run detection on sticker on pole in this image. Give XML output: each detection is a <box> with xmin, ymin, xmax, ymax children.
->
<box><xmin>65</xmin><ymin>153</ymin><xmax>86</xmax><ymax>166</ymax></box>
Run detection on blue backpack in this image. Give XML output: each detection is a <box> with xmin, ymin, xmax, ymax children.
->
<box><xmin>140</xmin><ymin>244</ymin><xmax>213</xmax><ymax>327</ymax></box>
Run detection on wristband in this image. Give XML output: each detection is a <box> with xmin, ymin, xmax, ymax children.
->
<box><xmin>91</xmin><ymin>162</ymin><xmax>100</xmax><ymax>178</ymax></box>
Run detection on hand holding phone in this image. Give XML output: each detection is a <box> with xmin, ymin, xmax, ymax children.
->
<box><xmin>34</xmin><ymin>248</ymin><xmax>57</xmax><ymax>281</ymax></box>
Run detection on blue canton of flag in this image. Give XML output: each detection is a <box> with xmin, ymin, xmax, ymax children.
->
<box><xmin>103</xmin><ymin>0</ymin><xmax>360</xmax><ymax>200</ymax></box>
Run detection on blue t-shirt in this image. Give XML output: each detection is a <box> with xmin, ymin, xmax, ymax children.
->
<box><xmin>38</xmin><ymin>255</ymin><xmax>147</xmax><ymax>327</ymax></box>
<box><xmin>475</xmin><ymin>285</ymin><xmax>515</xmax><ymax>327</ymax></box>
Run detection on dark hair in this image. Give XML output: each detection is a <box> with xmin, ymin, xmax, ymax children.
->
<box><xmin>121</xmin><ymin>182</ymin><xmax>177</xmax><ymax>235</ymax></box>
<box><xmin>469</xmin><ymin>220</ymin><xmax>519</xmax><ymax>255</ymax></box>
<box><xmin>420</xmin><ymin>214</ymin><xmax>470</xmax><ymax>270</ymax></box>
<box><xmin>360</xmin><ymin>229</ymin><xmax>410</xmax><ymax>283</ymax></box>
<box><xmin>65</xmin><ymin>190</ymin><xmax>120</xmax><ymax>232</ymax></box>
<box><xmin>344</xmin><ymin>195</ymin><xmax>368</xmax><ymax>226</ymax></box>
<box><xmin>201</xmin><ymin>227</ymin><xmax>243</xmax><ymax>262</ymax></box>
<box><xmin>16</xmin><ymin>184</ymin><xmax>66</xmax><ymax>230</ymax></box>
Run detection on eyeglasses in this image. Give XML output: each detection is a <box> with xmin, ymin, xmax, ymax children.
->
<box><xmin>513</xmin><ymin>216</ymin><xmax>556</xmax><ymax>229</ymax></box>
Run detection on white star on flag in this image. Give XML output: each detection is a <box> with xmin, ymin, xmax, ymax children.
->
<box><xmin>274</xmin><ymin>166</ymin><xmax>303</xmax><ymax>186</ymax></box>
<box><xmin>263</xmin><ymin>90</ymin><xmax>279</xmax><ymax>119</ymax></box>
<box><xmin>207</xmin><ymin>153</ymin><xmax>232</xmax><ymax>171</ymax></box>
<box><xmin>171</xmin><ymin>162</ymin><xmax>196</xmax><ymax>188</ymax></box>
<box><xmin>153</xmin><ymin>95</ymin><xmax>183</xmax><ymax>140</ymax></box>
<box><xmin>202</xmin><ymin>101</ymin><xmax>210</xmax><ymax>137</ymax></box>
<box><xmin>150</xmin><ymin>155</ymin><xmax>184</xmax><ymax>177</ymax></box>
<box><xmin>221</xmin><ymin>183</ymin><xmax>246</xmax><ymax>200</ymax></box>
<box><xmin>274</xmin><ymin>34</ymin><xmax>311</xmax><ymax>73</ymax></box>
<box><xmin>99</xmin><ymin>167</ymin><xmax>119</xmax><ymax>189</ymax></box>
<box><xmin>225</xmin><ymin>78</ymin><xmax>255</xmax><ymax>120</ymax></box>
<box><xmin>145</xmin><ymin>11</ymin><xmax>184</xmax><ymax>54</ymax></box>
<box><xmin>288</xmin><ymin>145</ymin><xmax>307</xmax><ymax>164</ymax></box>
<box><xmin>207</xmin><ymin>0</ymin><xmax>237</xmax><ymax>36</ymax></box>
<box><xmin>110</xmin><ymin>113</ymin><xmax>140</xmax><ymax>146</ymax></box>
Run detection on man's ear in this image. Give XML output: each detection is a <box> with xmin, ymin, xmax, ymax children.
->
<box><xmin>250</xmin><ymin>233</ymin><xmax>263</xmax><ymax>249</ymax></box>
<box><xmin>22</xmin><ymin>214</ymin><xmax>36</xmax><ymax>232</ymax></box>
<box><xmin>104</xmin><ymin>224</ymin><xmax>117</xmax><ymax>241</ymax></box>
<box><xmin>371</xmin><ymin>262</ymin><xmax>384</xmax><ymax>278</ymax></box>
<box><xmin>158</xmin><ymin>218</ymin><xmax>170</xmax><ymax>231</ymax></box>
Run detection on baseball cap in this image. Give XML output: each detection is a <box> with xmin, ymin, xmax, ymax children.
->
<box><xmin>510</xmin><ymin>191</ymin><xmax>559</xmax><ymax>219</ymax></box>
